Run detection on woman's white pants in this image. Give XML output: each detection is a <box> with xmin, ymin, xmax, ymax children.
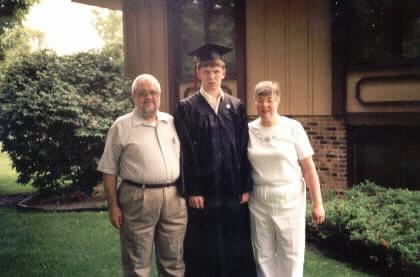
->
<box><xmin>249</xmin><ymin>184</ymin><xmax>306</xmax><ymax>277</ymax></box>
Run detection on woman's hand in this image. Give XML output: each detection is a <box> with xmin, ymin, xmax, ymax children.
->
<box><xmin>240</xmin><ymin>192</ymin><xmax>250</xmax><ymax>204</ymax></box>
<box><xmin>312</xmin><ymin>203</ymin><xmax>325</xmax><ymax>225</ymax></box>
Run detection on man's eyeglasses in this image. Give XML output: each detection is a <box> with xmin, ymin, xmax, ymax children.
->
<box><xmin>134</xmin><ymin>89</ymin><xmax>160</xmax><ymax>97</ymax></box>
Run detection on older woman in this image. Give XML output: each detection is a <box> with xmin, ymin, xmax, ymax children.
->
<box><xmin>248</xmin><ymin>81</ymin><xmax>325</xmax><ymax>277</ymax></box>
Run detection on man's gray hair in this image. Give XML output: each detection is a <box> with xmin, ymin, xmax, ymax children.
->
<box><xmin>255</xmin><ymin>80</ymin><xmax>280</xmax><ymax>99</ymax></box>
<box><xmin>131</xmin><ymin>74</ymin><xmax>161</xmax><ymax>94</ymax></box>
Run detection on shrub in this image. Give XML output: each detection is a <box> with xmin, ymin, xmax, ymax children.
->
<box><xmin>307</xmin><ymin>181</ymin><xmax>420</xmax><ymax>274</ymax></box>
<box><xmin>0</xmin><ymin>49</ymin><xmax>131</xmax><ymax>194</ymax></box>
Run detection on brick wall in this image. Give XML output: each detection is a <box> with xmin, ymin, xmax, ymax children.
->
<box><xmin>291</xmin><ymin>116</ymin><xmax>348</xmax><ymax>191</ymax></box>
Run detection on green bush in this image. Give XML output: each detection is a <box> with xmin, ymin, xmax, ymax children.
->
<box><xmin>307</xmin><ymin>181</ymin><xmax>420</xmax><ymax>274</ymax></box>
<box><xmin>0</xmin><ymin>49</ymin><xmax>131</xmax><ymax>194</ymax></box>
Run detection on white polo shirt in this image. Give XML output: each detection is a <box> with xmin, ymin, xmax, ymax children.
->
<box><xmin>97</xmin><ymin>110</ymin><xmax>180</xmax><ymax>184</ymax></box>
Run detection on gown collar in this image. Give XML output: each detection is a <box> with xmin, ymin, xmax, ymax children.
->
<box><xmin>199</xmin><ymin>87</ymin><xmax>224</xmax><ymax>114</ymax></box>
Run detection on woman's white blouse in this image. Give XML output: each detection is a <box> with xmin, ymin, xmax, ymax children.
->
<box><xmin>247</xmin><ymin>115</ymin><xmax>314</xmax><ymax>190</ymax></box>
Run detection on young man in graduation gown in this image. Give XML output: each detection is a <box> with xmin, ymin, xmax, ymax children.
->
<box><xmin>174</xmin><ymin>44</ymin><xmax>256</xmax><ymax>277</ymax></box>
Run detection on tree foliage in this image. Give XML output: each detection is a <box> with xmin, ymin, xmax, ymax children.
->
<box><xmin>0</xmin><ymin>0</ymin><xmax>39</xmax><ymax>61</ymax></box>
<box><xmin>91</xmin><ymin>9</ymin><xmax>123</xmax><ymax>46</ymax></box>
<box><xmin>0</xmin><ymin>25</ymin><xmax>45</xmax><ymax>74</ymax></box>
<box><xmin>91</xmin><ymin>9</ymin><xmax>123</xmax><ymax>64</ymax></box>
<box><xmin>0</xmin><ymin>49</ymin><xmax>132</xmax><ymax>194</ymax></box>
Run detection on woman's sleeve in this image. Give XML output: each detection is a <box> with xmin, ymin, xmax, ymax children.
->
<box><xmin>294</xmin><ymin>121</ymin><xmax>314</xmax><ymax>161</ymax></box>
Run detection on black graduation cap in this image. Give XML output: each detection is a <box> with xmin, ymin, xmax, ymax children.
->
<box><xmin>188</xmin><ymin>43</ymin><xmax>232</xmax><ymax>89</ymax></box>
<box><xmin>187</xmin><ymin>43</ymin><xmax>232</xmax><ymax>62</ymax></box>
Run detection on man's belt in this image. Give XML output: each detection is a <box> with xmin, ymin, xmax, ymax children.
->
<box><xmin>123</xmin><ymin>179</ymin><xmax>177</xmax><ymax>189</ymax></box>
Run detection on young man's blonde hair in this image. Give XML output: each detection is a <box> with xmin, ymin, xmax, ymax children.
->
<box><xmin>197</xmin><ymin>59</ymin><xmax>225</xmax><ymax>69</ymax></box>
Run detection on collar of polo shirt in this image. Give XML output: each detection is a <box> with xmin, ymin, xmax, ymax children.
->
<box><xmin>131</xmin><ymin>111</ymin><xmax>170</xmax><ymax>127</ymax></box>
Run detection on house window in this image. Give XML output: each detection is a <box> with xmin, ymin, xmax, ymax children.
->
<box><xmin>178</xmin><ymin>0</ymin><xmax>237</xmax><ymax>81</ymax></box>
<box><xmin>348</xmin><ymin>125</ymin><xmax>419</xmax><ymax>190</ymax></box>
<box><xmin>333</xmin><ymin>0</ymin><xmax>420</xmax><ymax>70</ymax></box>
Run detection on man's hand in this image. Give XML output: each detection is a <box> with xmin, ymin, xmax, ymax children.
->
<box><xmin>312</xmin><ymin>203</ymin><xmax>325</xmax><ymax>225</ymax></box>
<box><xmin>189</xmin><ymin>196</ymin><xmax>205</xmax><ymax>209</ymax></box>
<box><xmin>103</xmin><ymin>174</ymin><xmax>121</xmax><ymax>229</ymax></box>
<box><xmin>239</xmin><ymin>192</ymin><xmax>249</xmax><ymax>204</ymax></box>
<box><xmin>108</xmin><ymin>204</ymin><xmax>123</xmax><ymax>229</ymax></box>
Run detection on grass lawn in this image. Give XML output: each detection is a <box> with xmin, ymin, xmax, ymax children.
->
<box><xmin>304</xmin><ymin>244</ymin><xmax>380</xmax><ymax>277</ymax></box>
<box><xmin>0</xmin><ymin>145</ymin><xmax>378</xmax><ymax>276</ymax></box>
<box><xmin>0</xmin><ymin>146</ymin><xmax>36</xmax><ymax>195</ymax></box>
<box><xmin>0</xmin><ymin>208</ymin><xmax>123</xmax><ymax>277</ymax></box>
<box><xmin>0</xmin><ymin>207</ymin><xmax>378</xmax><ymax>277</ymax></box>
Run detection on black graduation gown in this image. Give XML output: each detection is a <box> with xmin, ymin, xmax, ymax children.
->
<box><xmin>174</xmin><ymin>93</ymin><xmax>256</xmax><ymax>277</ymax></box>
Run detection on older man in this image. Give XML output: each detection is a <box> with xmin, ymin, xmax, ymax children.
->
<box><xmin>97</xmin><ymin>74</ymin><xmax>187</xmax><ymax>277</ymax></box>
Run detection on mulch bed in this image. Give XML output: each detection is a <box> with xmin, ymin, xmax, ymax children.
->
<box><xmin>0</xmin><ymin>194</ymin><xmax>31</xmax><ymax>206</ymax></box>
<box><xmin>18</xmin><ymin>195</ymin><xmax>107</xmax><ymax>212</ymax></box>
<box><xmin>1</xmin><ymin>187</ymin><xmax>108</xmax><ymax>212</ymax></box>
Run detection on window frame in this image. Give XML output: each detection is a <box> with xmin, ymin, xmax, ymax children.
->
<box><xmin>330</xmin><ymin>0</ymin><xmax>420</xmax><ymax>116</ymax></box>
<box><xmin>167</xmin><ymin>0</ymin><xmax>247</xmax><ymax>114</ymax></box>
<box><xmin>333</xmin><ymin>0</ymin><xmax>420</xmax><ymax>71</ymax></box>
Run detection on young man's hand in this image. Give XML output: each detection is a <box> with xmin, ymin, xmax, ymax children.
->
<box><xmin>189</xmin><ymin>196</ymin><xmax>205</xmax><ymax>209</ymax></box>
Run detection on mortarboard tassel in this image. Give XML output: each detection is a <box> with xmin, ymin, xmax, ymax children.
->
<box><xmin>193</xmin><ymin>56</ymin><xmax>198</xmax><ymax>90</ymax></box>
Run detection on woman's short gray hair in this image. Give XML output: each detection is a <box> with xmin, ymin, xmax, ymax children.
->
<box><xmin>131</xmin><ymin>74</ymin><xmax>161</xmax><ymax>94</ymax></box>
<box><xmin>254</xmin><ymin>81</ymin><xmax>280</xmax><ymax>99</ymax></box>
